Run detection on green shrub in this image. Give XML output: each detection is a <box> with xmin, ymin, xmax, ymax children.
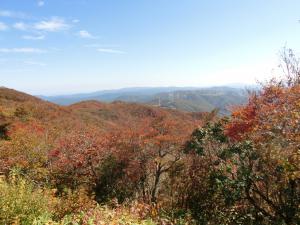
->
<box><xmin>0</xmin><ymin>171</ymin><xmax>51</xmax><ymax>225</ymax></box>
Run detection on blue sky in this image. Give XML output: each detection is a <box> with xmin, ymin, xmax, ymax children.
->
<box><xmin>1</xmin><ymin>0</ymin><xmax>300</xmax><ymax>95</ymax></box>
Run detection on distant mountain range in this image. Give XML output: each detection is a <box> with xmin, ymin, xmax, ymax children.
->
<box><xmin>39</xmin><ymin>87</ymin><xmax>200</xmax><ymax>105</ymax></box>
<box><xmin>39</xmin><ymin>86</ymin><xmax>257</xmax><ymax>114</ymax></box>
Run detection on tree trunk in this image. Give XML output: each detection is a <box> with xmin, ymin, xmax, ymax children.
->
<box><xmin>151</xmin><ymin>164</ymin><xmax>162</xmax><ymax>203</ymax></box>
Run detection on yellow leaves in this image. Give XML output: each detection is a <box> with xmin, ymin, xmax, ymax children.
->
<box><xmin>0</xmin><ymin>174</ymin><xmax>52</xmax><ymax>225</ymax></box>
<box><xmin>0</xmin><ymin>121</ymin><xmax>51</xmax><ymax>178</ymax></box>
<box><xmin>52</xmin><ymin>204</ymin><xmax>157</xmax><ymax>225</ymax></box>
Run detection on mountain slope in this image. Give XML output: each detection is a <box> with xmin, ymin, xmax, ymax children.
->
<box><xmin>0</xmin><ymin>87</ymin><xmax>203</xmax><ymax>134</ymax></box>
<box><xmin>39</xmin><ymin>87</ymin><xmax>198</xmax><ymax>105</ymax></box>
<box><xmin>68</xmin><ymin>100</ymin><xmax>204</xmax><ymax>131</ymax></box>
<box><xmin>40</xmin><ymin>86</ymin><xmax>250</xmax><ymax>114</ymax></box>
<box><xmin>148</xmin><ymin>87</ymin><xmax>248</xmax><ymax>115</ymax></box>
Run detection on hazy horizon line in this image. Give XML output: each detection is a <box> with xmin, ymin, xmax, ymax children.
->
<box><xmin>38</xmin><ymin>83</ymin><xmax>257</xmax><ymax>97</ymax></box>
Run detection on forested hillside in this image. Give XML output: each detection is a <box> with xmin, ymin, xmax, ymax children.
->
<box><xmin>0</xmin><ymin>87</ymin><xmax>203</xmax><ymax>224</ymax></box>
<box><xmin>1</xmin><ymin>0</ymin><xmax>300</xmax><ymax>224</ymax></box>
<box><xmin>0</xmin><ymin>54</ymin><xmax>299</xmax><ymax>224</ymax></box>
<box><xmin>148</xmin><ymin>87</ymin><xmax>248</xmax><ymax>115</ymax></box>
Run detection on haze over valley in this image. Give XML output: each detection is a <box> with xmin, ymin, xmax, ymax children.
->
<box><xmin>39</xmin><ymin>86</ymin><xmax>251</xmax><ymax>115</ymax></box>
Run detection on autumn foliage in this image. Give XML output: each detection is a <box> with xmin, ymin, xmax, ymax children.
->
<box><xmin>0</xmin><ymin>50</ymin><xmax>299</xmax><ymax>224</ymax></box>
<box><xmin>182</xmin><ymin>49</ymin><xmax>300</xmax><ymax>224</ymax></box>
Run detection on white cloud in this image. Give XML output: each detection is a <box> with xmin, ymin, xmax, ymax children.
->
<box><xmin>13</xmin><ymin>22</ymin><xmax>28</xmax><ymax>30</ymax></box>
<box><xmin>24</xmin><ymin>60</ymin><xmax>46</xmax><ymax>66</ymax></box>
<box><xmin>0</xmin><ymin>10</ymin><xmax>28</xmax><ymax>19</ymax></box>
<box><xmin>97</xmin><ymin>48</ymin><xmax>126</xmax><ymax>54</ymax></box>
<box><xmin>0</xmin><ymin>48</ymin><xmax>46</xmax><ymax>53</ymax></box>
<box><xmin>84</xmin><ymin>44</ymin><xmax>103</xmax><ymax>48</ymax></box>
<box><xmin>78</xmin><ymin>30</ymin><xmax>96</xmax><ymax>39</ymax></box>
<box><xmin>85</xmin><ymin>43</ymin><xmax>119</xmax><ymax>48</ymax></box>
<box><xmin>0</xmin><ymin>22</ymin><xmax>8</xmax><ymax>31</ymax></box>
<box><xmin>37</xmin><ymin>1</ymin><xmax>45</xmax><ymax>7</ymax></box>
<box><xmin>14</xmin><ymin>18</ymin><xmax>69</xmax><ymax>34</ymax></box>
<box><xmin>22</xmin><ymin>35</ymin><xmax>45</xmax><ymax>40</ymax></box>
<box><xmin>72</xmin><ymin>19</ymin><xmax>80</xmax><ymax>23</ymax></box>
<box><xmin>34</xmin><ymin>17</ymin><xmax>69</xmax><ymax>32</ymax></box>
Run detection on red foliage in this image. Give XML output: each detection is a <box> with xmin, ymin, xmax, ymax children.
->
<box><xmin>49</xmin><ymin>128</ymin><xmax>110</xmax><ymax>184</ymax></box>
<box><xmin>225</xmin><ymin>99</ymin><xmax>257</xmax><ymax>141</ymax></box>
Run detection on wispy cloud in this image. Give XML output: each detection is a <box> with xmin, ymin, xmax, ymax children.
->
<box><xmin>24</xmin><ymin>60</ymin><xmax>46</xmax><ymax>66</ymax></box>
<box><xmin>34</xmin><ymin>17</ymin><xmax>69</xmax><ymax>32</ymax></box>
<box><xmin>85</xmin><ymin>43</ymin><xmax>119</xmax><ymax>48</ymax></box>
<box><xmin>13</xmin><ymin>17</ymin><xmax>69</xmax><ymax>36</ymax></box>
<box><xmin>0</xmin><ymin>69</ymin><xmax>32</xmax><ymax>73</ymax></box>
<box><xmin>85</xmin><ymin>44</ymin><xmax>125</xmax><ymax>54</ymax></box>
<box><xmin>0</xmin><ymin>10</ymin><xmax>13</xmax><ymax>17</ymax></box>
<box><xmin>72</xmin><ymin>19</ymin><xmax>80</xmax><ymax>23</ymax></box>
<box><xmin>13</xmin><ymin>22</ymin><xmax>28</xmax><ymax>31</ymax></box>
<box><xmin>0</xmin><ymin>48</ymin><xmax>46</xmax><ymax>53</ymax></box>
<box><xmin>78</xmin><ymin>30</ymin><xmax>96</xmax><ymax>39</ymax></box>
<box><xmin>84</xmin><ymin>44</ymin><xmax>103</xmax><ymax>48</ymax></box>
<box><xmin>0</xmin><ymin>22</ymin><xmax>8</xmax><ymax>31</ymax></box>
<box><xmin>22</xmin><ymin>35</ymin><xmax>45</xmax><ymax>40</ymax></box>
<box><xmin>97</xmin><ymin>48</ymin><xmax>126</xmax><ymax>54</ymax></box>
<box><xmin>0</xmin><ymin>10</ymin><xmax>28</xmax><ymax>19</ymax></box>
<box><xmin>37</xmin><ymin>1</ymin><xmax>45</xmax><ymax>7</ymax></box>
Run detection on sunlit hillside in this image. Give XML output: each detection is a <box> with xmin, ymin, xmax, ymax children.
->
<box><xmin>1</xmin><ymin>1</ymin><xmax>300</xmax><ymax>224</ymax></box>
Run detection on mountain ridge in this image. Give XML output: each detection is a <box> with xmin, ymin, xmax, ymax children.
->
<box><xmin>0</xmin><ymin>87</ymin><xmax>204</xmax><ymax>132</ymax></box>
<box><xmin>39</xmin><ymin>86</ymin><xmax>253</xmax><ymax>114</ymax></box>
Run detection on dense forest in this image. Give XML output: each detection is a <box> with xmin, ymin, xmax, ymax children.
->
<box><xmin>0</xmin><ymin>50</ymin><xmax>299</xmax><ymax>224</ymax></box>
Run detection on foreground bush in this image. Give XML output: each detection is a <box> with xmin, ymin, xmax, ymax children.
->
<box><xmin>34</xmin><ymin>203</ymin><xmax>171</xmax><ymax>225</ymax></box>
<box><xmin>0</xmin><ymin>171</ymin><xmax>52</xmax><ymax>225</ymax></box>
<box><xmin>183</xmin><ymin>49</ymin><xmax>300</xmax><ymax>224</ymax></box>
